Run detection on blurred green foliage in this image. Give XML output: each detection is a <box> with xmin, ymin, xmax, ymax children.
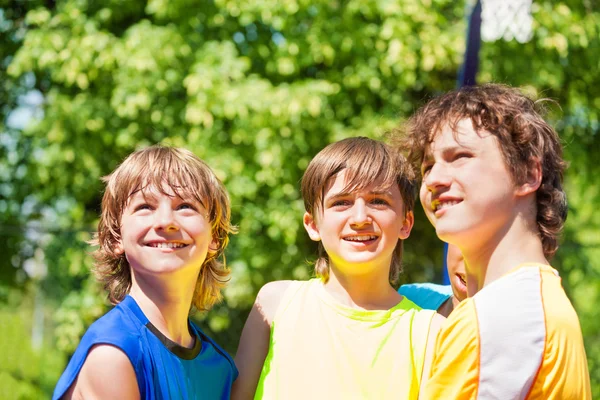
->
<box><xmin>1</xmin><ymin>0</ymin><xmax>599</xmax><ymax>397</ymax></box>
<box><xmin>0</xmin><ymin>287</ymin><xmax>64</xmax><ymax>400</ymax></box>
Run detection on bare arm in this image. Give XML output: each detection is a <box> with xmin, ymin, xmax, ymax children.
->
<box><xmin>419</xmin><ymin>313</ymin><xmax>445</xmax><ymax>398</ymax></box>
<box><xmin>63</xmin><ymin>344</ymin><xmax>139</xmax><ymax>400</ymax></box>
<box><xmin>231</xmin><ymin>281</ymin><xmax>292</xmax><ymax>400</ymax></box>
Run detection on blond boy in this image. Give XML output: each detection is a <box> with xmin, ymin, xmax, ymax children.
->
<box><xmin>53</xmin><ymin>145</ymin><xmax>237</xmax><ymax>399</ymax></box>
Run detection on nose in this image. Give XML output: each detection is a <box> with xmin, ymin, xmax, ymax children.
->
<box><xmin>349</xmin><ymin>199</ymin><xmax>371</xmax><ymax>227</ymax></box>
<box><xmin>153</xmin><ymin>203</ymin><xmax>179</xmax><ymax>232</ymax></box>
<box><xmin>423</xmin><ymin>162</ymin><xmax>451</xmax><ymax>193</ymax></box>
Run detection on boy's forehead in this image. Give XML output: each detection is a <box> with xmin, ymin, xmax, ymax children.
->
<box><xmin>127</xmin><ymin>181</ymin><xmax>169</xmax><ymax>197</ymax></box>
<box><xmin>125</xmin><ymin>181</ymin><xmax>198</xmax><ymax>202</ymax></box>
<box><xmin>322</xmin><ymin>169</ymin><xmax>395</xmax><ymax>198</ymax></box>
<box><xmin>423</xmin><ymin>119</ymin><xmax>486</xmax><ymax>156</ymax></box>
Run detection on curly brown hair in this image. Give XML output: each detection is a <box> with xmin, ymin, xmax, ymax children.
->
<box><xmin>301</xmin><ymin>137</ymin><xmax>415</xmax><ymax>287</ymax></box>
<box><xmin>392</xmin><ymin>83</ymin><xmax>567</xmax><ymax>259</ymax></box>
<box><xmin>91</xmin><ymin>145</ymin><xmax>236</xmax><ymax>311</ymax></box>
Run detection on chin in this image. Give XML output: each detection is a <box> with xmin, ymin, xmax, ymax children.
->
<box><xmin>147</xmin><ymin>262</ymin><xmax>189</xmax><ymax>275</ymax></box>
<box><xmin>435</xmin><ymin>227</ymin><xmax>455</xmax><ymax>243</ymax></box>
<box><xmin>435</xmin><ymin>224</ymin><xmax>469</xmax><ymax>244</ymax></box>
<box><xmin>341</xmin><ymin>257</ymin><xmax>378</xmax><ymax>266</ymax></box>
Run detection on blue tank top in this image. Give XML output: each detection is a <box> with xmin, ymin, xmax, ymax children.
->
<box><xmin>52</xmin><ymin>295</ymin><xmax>237</xmax><ymax>399</ymax></box>
<box><xmin>398</xmin><ymin>283</ymin><xmax>453</xmax><ymax>311</ymax></box>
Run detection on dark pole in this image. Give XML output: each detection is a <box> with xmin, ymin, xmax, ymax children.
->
<box><xmin>443</xmin><ymin>0</ymin><xmax>483</xmax><ymax>285</ymax></box>
<box><xmin>458</xmin><ymin>0</ymin><xmax>482</xmax><ymax>87</ymax></box>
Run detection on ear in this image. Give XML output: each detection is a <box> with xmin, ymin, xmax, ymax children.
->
<box><xmin>398</xmin><ymin>211</ymin><xmax>414</xmax><ymax>240</ymax></box>
<box><xmin>516</xmin><ymin>157</ymin><xmax>542</xmax><ymax>197</ymax></box>
<box><xmin>303</xmin><ymin>212</ymin><xmax>321</xmax><ymax>242</ymax></box>
<box><xmin>114</xmin><ymin>239</ymin><xmax>124</xmax><ymax>256</ymax></box>
<box><xmin>208</xmin><ymin>237</ymin><xmax>219</xmax><ymax>255</ymax></box>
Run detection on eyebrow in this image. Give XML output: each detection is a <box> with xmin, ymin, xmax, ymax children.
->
<box><xmin>128</xmin><ymin>190</ymin><xmax>151</xmax><ymax>201</ymax></box>
<box><xmin>128</xmin><ymin>190</ymin><xmax>199</xmax><ymax>204</ymax></box>
<box><xmin>325</xmin><ymin>190</ymin><xmax>393</xmax><ymax>201</ymax></box>
<box><xmin>423</xmin><ymin>143</ymin><xmax>475</xmax><ymax>163</ymax></box>
<box><xmin>368</xmin><ymin>190</ymin><xmax>394</xmax><ymax>196</ymax></box>
<box><xmin>324</xmin><ymin>192</ymin><xmax>352</xmax><ymax>202</ymax></box>
<box><xmin>125</xmin><ymin>192</ymin><xmax>155</xmax><ymax>209</ymax></box>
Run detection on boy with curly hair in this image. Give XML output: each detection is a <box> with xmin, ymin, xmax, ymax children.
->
<box><xmin>396</xmin><ymin>84</ymin><xmax>591</xmax><ymax>399</ymax></box>
<box><xmin>53</xmin><ymin>145</ymin><xmax>238</xmax><ymax>399</ymax></box>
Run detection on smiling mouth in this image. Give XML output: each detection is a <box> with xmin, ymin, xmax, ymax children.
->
<box><xmin>453</xmin><ymin>273</ymin><xmax>468</xmax><ymax>299</ymax></box>
<box><xmin>432</xmin><ymin>199</ymin><xmax>462</xmax><ymax>212</ymax></box>
<box><xmin>456</xmin><ymin>273</ymin><xmax>467</xmax><ymax>287</ymax></box>
<box><xmin>343</xmin><ymin>235</ymin><xmax>378</xmax><ymax>243</ymax></box>
<box><xmin>146</xmin><ymin>242</ymin><xmax>188</xmax><ymax>249</ymax></box>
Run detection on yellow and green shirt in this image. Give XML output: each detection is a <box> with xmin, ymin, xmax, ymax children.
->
<box><xmin>255</xmin><ymin>279</ymin><xmax>437</xmax><ymax>400</ymax></box>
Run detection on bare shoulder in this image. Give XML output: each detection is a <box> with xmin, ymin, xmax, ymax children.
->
<box><xmin>231</xmin><ymin>280</ymin><xmax>295</xmax><ymax>400</ymax></box>
<box><xmin>257</xmin><ymin>280</ymin><xmax>294</xmax><ymax>300</ymax></box>
<box><xmin>255</xmin><ymin>280</ymin><xmax>294</xmax><ymax>325</ymax></box>
<box><xmin>64</xmin><ymin>344</ymin><xmax>139</xmax><ymax>400</ymax></box>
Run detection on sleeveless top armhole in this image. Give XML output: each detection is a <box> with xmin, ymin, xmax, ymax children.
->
<box><xmin>191</xmin><ymin>323</ymin><xmax>239</xmax><ymax>379</ymax></box>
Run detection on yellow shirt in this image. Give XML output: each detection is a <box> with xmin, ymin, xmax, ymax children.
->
<box><xmin>424</xmin><ymin>264</ymin><xmax>591</xmax><ymax>399</ymax></box>
<box><xmin>255</xmin><ymin>279</ymin><xmax>437</xmax><ymax>400</ymax></box>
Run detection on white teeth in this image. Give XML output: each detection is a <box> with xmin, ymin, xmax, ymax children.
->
<box><xmin>149</xmin><ymin>242</ymin><xmax>186</xmax><ymax>249</ymax></box>
<box><xmin>435</xmin><ymin>200</ymin><xmax>460</xmax><ymax>211</ymax></box>
<box><xmin>345</xmin><ymin>235</ymin><xmax>377</xmax><ymax>241</ymax></box>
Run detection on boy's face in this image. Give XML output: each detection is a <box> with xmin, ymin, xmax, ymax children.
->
<box><xmin>304</xmin><ymin>169</ymin><xmax>413</xmax><ymax>275</ymax></box>
<box><xmin>115</xmin><ymin>184</ymin><xmax>218</xmax><ymax>278</ymax></box>
<box><xmin>419</xmin><ymin>119</ymin><xmax>518</xmax><ymax>249</ymax></box>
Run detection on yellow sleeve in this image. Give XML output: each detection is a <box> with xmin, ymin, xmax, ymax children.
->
<box><xmin>423</xmin><ymin>299</ymin><xmax>479</xmax><ymax>400</ymax></box>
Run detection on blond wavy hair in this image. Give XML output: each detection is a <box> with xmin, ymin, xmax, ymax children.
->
<box><xmin>91</xmin><ymin>145</ymin><xmax>236</xmax><ymax>311</ymax></box>
<box><xmin>301</xmin><ymin>137</ymin><xmax>415</xmax><ymax>287</ymax></box>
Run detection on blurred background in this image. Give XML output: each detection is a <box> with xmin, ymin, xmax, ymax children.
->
<box><xmin>1</xmin><ymin>0</ymin><xmax>599</xmax><ymax>398</ymax></box>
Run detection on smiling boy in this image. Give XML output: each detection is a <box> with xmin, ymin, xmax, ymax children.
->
<box><xmin>53</xmin><ymin>145</ymin><xmax>238</xmax><ymax>399</ymax></box>
<box><xmin>396</xmin><ymin>84</ymin><xmax>591</xmax><ymax>399</ymax></box>
<box><xmin>233</xmin><ymin>137</ymin><xmax>444</xmax><ymax>400</ymax></box>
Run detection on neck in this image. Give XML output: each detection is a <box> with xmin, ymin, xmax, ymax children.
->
<box><xmin>324</xmin><ymin>263</ymin><xmax>401</xmax><ymax>310</ymax></box>
<box><xmin>461</xmin><ymin>214</ymin><xmax>548</xmax><ymax>296</ymax></box>
<box><xmin>451</xmin><ymin>295</ymin><xmax>460</xmax><ymax>310</ymax></box>
<box><xmin>129</xmin><ymin>270</ymin><xmax>198</xmax><ymax>348</ymax></box>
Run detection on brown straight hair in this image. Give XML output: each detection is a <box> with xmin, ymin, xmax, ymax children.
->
<box><xmin>301</xmin><ymin>137</ymin><xmax>415</xmax><ymax>287</ymax></box>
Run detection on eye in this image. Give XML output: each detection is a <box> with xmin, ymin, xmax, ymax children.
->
<box><xmin>421</xmin><ymin>163</ymin><xmax>433</xmax><ymax>176</ymax></box>
<box><xmin>331</xmin><ymin>199</ymin><xmax>351</xmax><ymax>208</ymax></box>
<box><xmin>370</xmin><ymin>198</ymin><xmax>390</xmax><ymax>206</ymax></box>
<box><xmin>134</xmin><ymin>203</ymin><xmax>153</xmax><ymax>212</ymax></box>
<box><xmin>453</xmin><ymin>152</ymin><xmax>471</xmax><ymax>161</ymax></box>
<box><xmin>177</xmin><ymin>202</ymin><xmax>198</xmax><ymax>211</ymax></box>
